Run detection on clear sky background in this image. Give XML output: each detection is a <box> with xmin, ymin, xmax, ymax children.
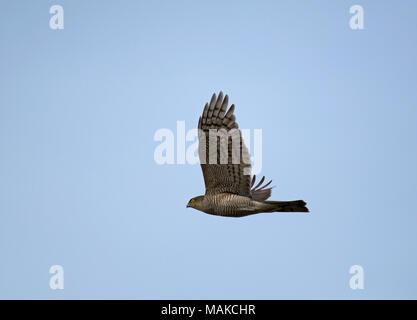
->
<box><xmin>1</xmin><ymin>0</ymin><xmax>416</xmax><ymax>299</ymax></box>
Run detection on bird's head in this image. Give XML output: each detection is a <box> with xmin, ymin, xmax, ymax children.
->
<box><xmin>186</xmin><ymin>196</ymin><xmax>204</xmax><ymax>210</ymax></box>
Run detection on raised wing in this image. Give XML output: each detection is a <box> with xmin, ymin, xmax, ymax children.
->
<box><xmin>250</xmin><ymin>175</ymin><xmax>273</xmax><ymax>201</ymax></box>
<box><xmin>198</xmin><ymin>92</ymin><xmax>252</xmax><ymax>197</ymax></box>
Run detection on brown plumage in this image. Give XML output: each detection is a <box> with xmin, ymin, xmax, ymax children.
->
<box><xmin>186</xmin><ymin>91</ymin><xmax>309</xmax><ymax>217</ymax></box>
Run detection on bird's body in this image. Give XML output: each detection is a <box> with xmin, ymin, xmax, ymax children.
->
<box><xmin>186</xmin><ymin>91</ymin><xmax>309</xmax><ymax>217</ymax></box>
<box><xmin>200</xmin><ymin>193</ymin><xmax>256</xmax><ymax>217</ymax></box>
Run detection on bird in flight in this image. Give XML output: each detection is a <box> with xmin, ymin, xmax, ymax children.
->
<box><xmin>186</xmin><ymin>91</ymin><xmax>309</xmax><ymax>217</ymax></box>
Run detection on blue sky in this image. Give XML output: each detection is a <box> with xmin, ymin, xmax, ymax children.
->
<box><xmin>1</xmin><ymin>0</ymin><xmax>416</xmax><ymax>299</ymax></box>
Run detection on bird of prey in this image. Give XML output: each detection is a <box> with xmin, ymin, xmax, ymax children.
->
<box><xmin>186</xmin><ymin>91</ymin><xmax>309</xmax><ymax>217</ymax></box>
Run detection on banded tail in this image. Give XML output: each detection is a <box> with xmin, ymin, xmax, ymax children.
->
<box><xmin>262</xmin><ymin>200</ymin><xmax>309</xmax><ymax>213</ymax></box>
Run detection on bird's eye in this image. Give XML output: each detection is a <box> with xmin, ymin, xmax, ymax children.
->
<box><xmin>191</xmin><ymin>199</ymin><xmax>195</xmax><ymax>203</ymax></box>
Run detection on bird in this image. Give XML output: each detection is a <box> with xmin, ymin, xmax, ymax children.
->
<box><xmin>186</xmin><ymin>91</ymin><xmax>309</xmax><ymax>217</ymax></box>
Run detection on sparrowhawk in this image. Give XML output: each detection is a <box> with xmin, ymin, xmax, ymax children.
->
<box><xmin>186</xmin><ymin>92</ymin><xmax>309</xmax><ymax>217</ymax></box>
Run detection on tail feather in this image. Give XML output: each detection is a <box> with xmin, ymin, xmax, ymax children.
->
<box><xmin>262</xmin><ymin>200</ymin><xmax>309</xmax><ymax>213</ymax></box>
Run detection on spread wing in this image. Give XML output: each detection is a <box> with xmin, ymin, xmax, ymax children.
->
<box><xmin>198</xmin><ymin>92</ymin><xmax>252</xmax><ymax>196</ymax></box>
<box><xmin>250</xmin><ymin>175</ymin><xmax>273</xmax><ymax>201</ymax></box>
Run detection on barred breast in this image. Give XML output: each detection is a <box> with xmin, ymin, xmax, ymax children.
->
<box><xmin>203</xmin><ymin>193</ymin><xmax>257</xmax><ymax>217</ymax></box>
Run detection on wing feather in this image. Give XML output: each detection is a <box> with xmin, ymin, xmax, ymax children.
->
<box><xmin>197</xmin><ymin>92</ymin><xmax>276</xmax><ymax>201</ymax></box>
<box><xmin>198</xmin><ymin>92</ymin><xmax>252</xmax><ymax>197</ymax></box>
<box><xmin>250</xmin><ymin>176</ymin><xmax>274</xmax><ymax>201</ymax></box>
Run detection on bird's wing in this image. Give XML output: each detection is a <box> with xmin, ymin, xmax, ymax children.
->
<box><xmin>250</xmin><ymin>175</ymin><xmax>273</xmax><ymax>201</ymax></box>
<box><xmin>198</xmin><ymin>92</ymin><xmax>252</xmax><ymax>197</ymax></box>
